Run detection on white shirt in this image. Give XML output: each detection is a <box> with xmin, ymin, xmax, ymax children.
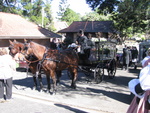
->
<box><xmin>139</xmin><ymin>65</ymin><xmax>150</xmax><ymax>90</ymax></box>
<box><xmin>0</xmin><ymin>55</ymin><xmax>16</xmax><ymax>79</ymax></box>
<box><xmin>141</xmin><ymin>56</ymin><xmax>150</xmax><ymax>67</ymax></box>
<box><xmin>128</xmin><ymin>64</ymin><xmax>150</xmax><ymax>98</ymax></box>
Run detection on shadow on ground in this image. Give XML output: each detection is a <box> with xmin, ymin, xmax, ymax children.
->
<box><xmin>54</xmin><ymin>104</ymin><xmax>88</xmax><ymax>113</ymax></box>
<box><xmin>13</xmin><ymin>68</ymin><xmax>140</xmax><ymax>105</ymax></box>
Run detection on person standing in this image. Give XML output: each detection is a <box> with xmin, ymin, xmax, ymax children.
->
<box><xmin>87</xmin><ymin>33</ymin><xmax>96</xmax><ymax>61</ymax></box>
<box><xmin>76</xmin><ymin>29</ymin><xmax>88</xmax><ymax>64</ymax></box>
<box><xmin>76</xmin><ymin>29</ymin><xmax>88</xmax><ymax>54</ymax></box>
<box><xmin>50</xmin><ymin>38</ymin><xmax>57</xmax><ymax>49</ymax></box>
<box><xmin>127</xmin><ymin>63</ymin><xmax>150</xmax><ymax>113</ymax></box>
<box><xmin>56</xmin><ymin>39</ymin><xmax>62</xmax><ymax>51</ymax></box>
<box><xmin>0</xmin><ymin>48</ymin><xmax>16</xmax><ymax>102</ymax></box>
<box><xmin>142</xmin><ymin>48</ymin><xmax>150</xmax><ymax>68</ymax></box>
<box><xmin>131</xmin><ymin>46</ymin><xmax>138</xmax><ymax>69</ymax></box>
<box><xmin>76</xmin><ymin>30</ymin><xmax>96</xmax><ymax>64</ymax></box>
<box><xmin>122</xmin><ymin>47</ymin><xmax>132</xmax><ymax>70</ymax></box>
<box><xmin>142</xmin><ymin>46</ymin><xmax>147</xmax><ymax>59</ymax></box>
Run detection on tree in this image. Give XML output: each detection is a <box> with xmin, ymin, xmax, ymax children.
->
<box><xmin>60</xmin><ymin>8</ymin><xmax>81</xmax><ymax>25</ymax></box>
<box><xmin>112</xmin><ymin>0</ymin><xmax>149</xmax><ymax>39</ymax></box>
<box><xmin>2</xmin><ymin>0</ymin><xmax>55</xmax><ymax>31</ymax></box>
<box><xmin>44</xmin><ymin>2</ymin><xmax>56</xmax><ymax>31</ymax></box>
<box><xmin>57</xmin><ymin>0</ymin><xmax>70</xmax><ymax>20</ymax></box>
<box><xmin>1</xmin><ymin>0</ymin><xmax>18</xmax><ymax>13</ymax></box>
<box><xmin>86</xmin><ymin>0</ymin><xmax>150</xmax><ymax>40</ymax></box>
<box><xmin>86</xmin><ymin>0</ymin><xmax>120</xmax><ymax>15</ymax></box>
<box><xmin>81</xmin><ymin>12</ymin><xmax>111</xmax><ymax>21</ymax></box>
<box><xmin>21</xmin><ymin>0</ymin><xmax>44</xmax><ymax>26</ymax></box>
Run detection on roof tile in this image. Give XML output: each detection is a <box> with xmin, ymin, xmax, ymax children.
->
<box><xmin>58</xmin><ymin>21</ymin><xmax>115</xmax><ymax>33</ymax></box>
<box><xmin>0</xmin><ymin>12</ymin><xmax>61</xmax><ymax>38</ymax></box>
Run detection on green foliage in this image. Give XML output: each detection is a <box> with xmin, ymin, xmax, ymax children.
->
<box><xmin>86</xmin><ymin>0</ymin><xmax>120</xmax><ymax>15</ymax></box>
<box><xmin>57</xmin><ymin>0</ymin><xmax>70</xmax><ymax>20</ymax></box>
<box><xmin>61</xmin><ymin>8</ymin><xmax>81</xmax><ymax>25</ymax></box>
<box><xmin>57</xmin><ymin>0</ymin><xmax>81</xmax><ymax>25</ymax></box>
<box><xmin>81</xmin><ymin>12</ymin><xmax>111</xmax><ymax>21</ymax></box>
<box><xmin>112</xmin><ymin>0</ymin><xmax>149</xmax><ymax>38</ymax></box>
<box><xmin>86</xmin><ymin>0</ymin><xmax>150</xmax><ymax>40</ymax></box>
<box><xmin>1</xmin><ymin>0</ymin><xmax>18</xmax><ymax>13</ymax></box>
<box><xmin>2</xmin><ymin>0</ymin><xmax>55</xmax><ymax>31</ymax></box>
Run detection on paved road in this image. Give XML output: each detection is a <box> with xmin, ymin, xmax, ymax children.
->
<box><xmin>0</xmin><ymin>67</ymin><xmax>141</xmax><ymax>113</ymax></box>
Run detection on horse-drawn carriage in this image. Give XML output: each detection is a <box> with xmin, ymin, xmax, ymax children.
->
<box><xmin>75</xmin><ymin>40</ymin><xmax>117</xmax><ymax>83</ymax></box>
<box><xmin>9</xmin><ymin>39</ymin><xmax>117</xmax><ymax>94</ymax></box>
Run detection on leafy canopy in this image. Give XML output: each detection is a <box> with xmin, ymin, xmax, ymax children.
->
<box><xmin>86</xmin><ymin>0</ymin><xmax>150</xmax><ymax>39</ymax></box>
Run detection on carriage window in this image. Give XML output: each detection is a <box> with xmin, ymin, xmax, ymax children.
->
<box><xmin>95</xmin><ymin>41</ymin><xmax>116</xmax><ymax>61</ymax></box>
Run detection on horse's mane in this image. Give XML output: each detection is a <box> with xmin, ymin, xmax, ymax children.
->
<box><xmin>30</xmin><ymin>41</ymin><xmax>46</xmax><ymax>49</ymax></box>
<box><xmin>15</xmin><ymin>41</ymin><xmax>23</xmax><ymax>46</ymax></box>
<box><xmin>29</xmin><ymin>41</ymin><xmax>47</xmax><ymax>60</ymax></box>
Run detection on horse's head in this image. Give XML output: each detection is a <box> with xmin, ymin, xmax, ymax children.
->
<box><xmin>22</xmin><ymin>40</ymin><xmax>33</xmax><ymax>59</ymax></box>
<box><xmin>22</xmin><ymin>40</ymin><xmax>46</xmax><ymax>60</ymax></box>
<box><xmin>9</xmin><ymin>40</ymin><xmax>23</xmax><ymax>57</ymax></box>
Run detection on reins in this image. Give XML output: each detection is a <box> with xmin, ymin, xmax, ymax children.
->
<box><xmin>22</xmin><ymin>42</ymin><xmax>79</xmax><ymax>77</ymax></box>
<box><xmin>20</xmin><ymin>42</ymin><xmax>48</xmax><ymax>64</ymax></box>
<box><xmin>23</xmin><ymin>57</ymin><xmax>41</xmax><ymax>64</ymax></box>
<box><xmin>45</xmin><ymin>57</ymin><xmax>78</xmax><ymax>66</ymax></box>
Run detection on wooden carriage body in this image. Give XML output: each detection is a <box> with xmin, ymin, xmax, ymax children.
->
<box><xmin>89</xmin><ymin>41</ymin><xmax>116</xmax><ymax>64</ymax></box>
<box><xmin>78</xmin><ymin>40</ymin><xmax>117</xmax><ymax>83</ymax></box>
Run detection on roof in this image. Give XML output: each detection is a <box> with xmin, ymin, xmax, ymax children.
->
<box><xmin>0</xmin><ymin>12</ymin><xmax>61</xmax><ymax>38</ymax></box>
<box><xmin>58</xmin><ymin>21</ymin><xmax>116</xmax><ymax>33</ymax></box>
<box><xmin>53</xmin><ymin>21</ymin><xmax>68</xmax><ymax>32</ymax></box>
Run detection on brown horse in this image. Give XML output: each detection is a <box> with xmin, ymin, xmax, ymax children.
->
<box><xmin>22</xmin><ymin>40</ymin><xmax>79</xmax><ymax>94</ymax></box>
<box><xmin>9</xmin><ymin>40</ymin><xmax>44</xmax><ymax>91</ymax></box>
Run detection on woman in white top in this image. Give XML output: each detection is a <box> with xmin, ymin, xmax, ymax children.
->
<box><xmin>141</xmin><ymin>48</ymin><xmax>150</xmax><ymax>68</ymax></box>
<box><xmin>128</xmin><ymin>49</ymin><xmax>150</xmax><ymax>99</ymax></box>
<box><xmin>0</xmin><ymin>48</ymin><xmax>16</xmax><ymax>102</ymax></box>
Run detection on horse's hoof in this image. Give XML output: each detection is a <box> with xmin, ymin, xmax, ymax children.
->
<box><xmin>56</xmin><ymin>80</ymin><xmax>60</xmax><ymax>84</ymax></box>
<box><xmin>51</xmin><ymin>91</ymin><xmax>56</xmax><ymax>95</ymax></box>
<box><xmin>39</xmin><ymin>89</ymin><xmax>44</xmax><ymax>93</ymax></box>
<box><xmin>56</xmin><ymin>83</ymin><xmax>60</xmax><ymax>86</ymax></box>
<box><xmin>45</xmin><ymin>90</ymin><xmax>50</xmax><ymax>94</ymax></box>
<box><xmin>32</xmin><ymin>87</ymin><xmax>37</xmax><ymax>90</ymax></box>
<box><xmin>71</xmin><ymin>85</ymin><xmax>76</xmax><ymax>89</ymax></box>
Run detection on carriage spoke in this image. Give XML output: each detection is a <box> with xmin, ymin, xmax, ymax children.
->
<box><xmin>107</xmin><ymin>59</ymin><xmax>116</xmax><ymax>79</ymax></box>
<box><xmin>94</xmin><ymin>66</ymin><xmax>104</xmax><ymax>84</ymax></box>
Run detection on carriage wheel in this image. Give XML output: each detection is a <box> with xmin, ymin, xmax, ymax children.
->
<box><xmin>94</xmin><ymin>65</ymin><xmax>104</xmax><ymax>84</ymax></box>
<box><xmin>107</xmin><ymin>59</ymin><xmax>116</xmax><ymax>79</ymax></box>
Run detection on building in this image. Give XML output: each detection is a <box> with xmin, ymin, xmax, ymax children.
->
<box><xmin>58</xmin><ymin>21</ymin><xmax>117</xmax><ymax>43</ymax></box>
<box><xmin>0</xmin><ymin>12</ymin><xmax>61</xmax><ymax>47</ymax></box>
<box><xmin>53</xmin><ymin>21</ymin><xmax>68</xmax><ymax>32</ymax></box>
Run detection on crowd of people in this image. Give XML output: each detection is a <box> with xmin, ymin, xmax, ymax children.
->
<box><xmin>117</xmin><ymin>45</ymin><xmax>138</xmax><ymax>70</ymax></box>
<box><xmin>50</xmin><ymin>29</ymin><xmax>96</xmax><ymax>65</ymax></box>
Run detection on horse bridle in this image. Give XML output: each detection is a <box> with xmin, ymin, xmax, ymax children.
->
<box><xmin>21</xmin><ymin>42</ymin><xmax>48</xmax><ymax>64</ymax></box>
<box><xmin>9</xmin><ymin>44</ymin><xmax>21</xmax><ymax>57</ymax></box>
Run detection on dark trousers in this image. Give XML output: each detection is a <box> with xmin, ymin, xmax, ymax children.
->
<box><xmin>84</xmin><ymin>48</ymin><xmax>91</xmax><ymax>59</ymax></box>
<box><xmin>122</xmin><ymin>63</ymin><xmax>129</xmax><ymax>70</ymax></box>
<box><xmin>0</xmin><ymin>77</ymin><xmax>12</xmax><ymax>99</ymax></box>
<box><xmin>135</xmin><ymin>83</ymin><xmax>145</xmax><ymax>104</ymax></box>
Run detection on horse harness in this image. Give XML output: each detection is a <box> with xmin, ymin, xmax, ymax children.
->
<box><xmin>35</xmin><ymin>49</ymin><xmax>78</xmax><ymax>77</ymax></box>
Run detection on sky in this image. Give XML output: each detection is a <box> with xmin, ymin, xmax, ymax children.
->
<box><xmin>51</xmin><ymin>0</ymin><xmax>92</xmax><ymax>20</ymax></box>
